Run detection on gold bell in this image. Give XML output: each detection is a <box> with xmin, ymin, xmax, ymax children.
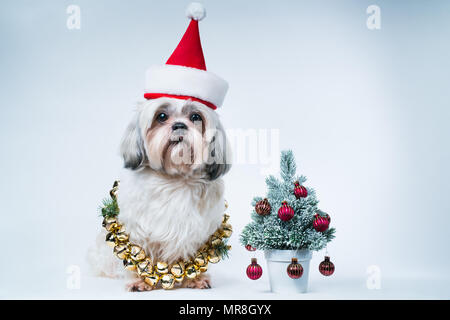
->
<box><xmin>123</xmin><ymin>257</ymin><xmax>136</xmax><ymax>271</ymax></box>
<box><xmin>129</xmin><ymin>245</ymin><xmax>146</xmax><ymax>261</ymax></box>
<box><xmin>198</xmin><ymin>244</ymin><xmax>209</xmax><ymax>253</ymax></box>
<box><xmin>221</xmin><ymin>223</ymin><xmax>233</xmax><ymax>238</ymax></box>
<box><xmin>105</xmin><ymin>232</ymin><xmax>117</xmax><ymax>247</ymax></box>
<box><xmin>174</xmin><ymin>274</ymin><xmax>185</xmax><ymax>283</ymax></box>
<box><xmin>185</xmin><ymin>264</ymin><xmax>198</xmax><ymax>279</ymax></box>
<box><xmin>109</xmin><ymin>183</ymin><xmax>119</xmax><ymax>199</ymax></box>
<box><xmin>198</xmin><ymin>263</ymin><xmax>208</xmax><ymax>273</ymax></box>
<box><xmin>136</xmin><ymin>258</ymin><xmax>153</xmax><ymax>277</ymax></box>
<box><xmin>161</xmin><ymin>274</ymin><xmax>175</xmax><ymax>290</ymax></box>
<box><xmin>194</xmin><ymin>252</ymin><xmax>207</xmax><ymax>267</ymax></box>
<box><xmin>210</xmin><ymin>235</ymin><xmax>223</xmax><ymax>247</ymax></box>
<box><xmin>116</xmin><ymin>231</ymin><xmax>129</xmax><ymax>243</ymax></box>
<box><xmin>208</xmin><ymin>249</ymin><xmax>220</xmax><ymax>264</ymax></box>
<box><xmin>102</xmin><ymin>217</ymin><xmax>118</xmax><ymax>232</ymax></box>
<box><xmin>170</xmin><ymin>262</ymin><xmax>185</xmax><ymax>277</ymax></box>
<box><xmin>222</xmin><ymin>213</ymin><xmax>230</xmax><ymax>224</ymax></box>
<box><xmin>156</xmin><ymin>261</ymin><xmax>169</xmax><ymax>274</ymax></box>
<box><xmin>113</xmin><ymin>243</ymin><xmax>129</xmax><ymax>260</ymax></box>
<box><xmin>114</xmin><ymin>223</ymin><xmax>125</xmax><ymax>234</ymax></box>
<box><xmin>144</xmin><ymin>273</ymin><xmax>160</xmax><ymax>287</ymax></box>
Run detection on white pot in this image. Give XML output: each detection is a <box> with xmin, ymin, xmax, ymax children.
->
<box><xmin>264</xmin><ymin>249</ymin><xmax>312</xmax><ymax>293</ymax></box>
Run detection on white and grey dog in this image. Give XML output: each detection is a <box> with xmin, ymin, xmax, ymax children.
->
<box><xmin>88</xmin><ymin>97</ymin><xmax>231</xmax><ymax>291</ymax></box>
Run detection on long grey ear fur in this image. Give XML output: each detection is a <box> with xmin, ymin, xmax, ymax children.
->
<box><xmin>205</xmin><ymin>122</ymin><xmax>232</xmax><ymax>180</ymax></box>
<box><xmin>120</xmin><ymin>111</ymin><xmax>146</xmax><ymax>170</ymax></box>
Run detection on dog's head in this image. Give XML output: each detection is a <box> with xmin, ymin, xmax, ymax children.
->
<box><xmin>120</xmin><ymin>98</ymin><xmax>231</xmax><ymax>180</ymax></box>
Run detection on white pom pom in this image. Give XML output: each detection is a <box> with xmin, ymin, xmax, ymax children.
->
<box><xmin>186</xmin><ymin>2</ymin><xmax>206</xmax><ymax>21</ymax></box>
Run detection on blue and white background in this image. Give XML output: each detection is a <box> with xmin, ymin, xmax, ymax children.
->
<box><xmin>1</xmin><ymin>0</ymin><xmax>449</xmax><ymax>299</ymax></box>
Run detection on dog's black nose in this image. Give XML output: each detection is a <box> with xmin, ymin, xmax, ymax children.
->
<box><xmin>172</xmin><ymin>122</ymin><xmax>187</xmax><ymax>131</ymax></box>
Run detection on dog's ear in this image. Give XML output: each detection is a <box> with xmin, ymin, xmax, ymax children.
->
<box><xmin>120</xmin><ymin>110</ymin><xmax>147</xmax><ymax>170</ymax></box>
<box><xmin>205</xmin><ymin>122</ymin><xmax>232</xmax><ymax>180</ymax></box>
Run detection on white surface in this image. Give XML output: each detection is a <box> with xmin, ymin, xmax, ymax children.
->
<box><xmin>2</xmin><ymin>261</ymin><xmax>449</xmax><ymax>300</ymax></box>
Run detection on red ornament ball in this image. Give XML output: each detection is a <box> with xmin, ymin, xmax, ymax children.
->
<box><xmin>255</xmin><ymin>198</ymin><xmax>271</xmax><ymax>216</ymax></box>
<box><xmin>293</xmin><ymin>181</ymin><xmax>308</xmax><ymax>199</ymax></box>
<box><xmin>278</xmin><ymin>201</ymin><xmax>295</xmax><ymax>221</ymax></box>
<box><xmin>246</xmin><ymin>258</ymin><xmax>263</xmax><ymax>280</ymax></box>
<box><xmin>287</xmin><ymin>258</ymin><xmax>303</xmax><ymax>279</ymax></box>
<box><xmin>245</xmin><ymin>244</ymin><xmax>256</xmax><ymax>251</ymax></box>
<box><xmin>319</xmin><ymin>256</ymin><xmax>335</xmax><ymax>276</ymax></box>
<box><xmin>313</xmin><ymin>213</ymin><xmax>330</xmax><ymax>232</ymax></box>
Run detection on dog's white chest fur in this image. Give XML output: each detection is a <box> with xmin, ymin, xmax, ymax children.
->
<box><xmin>118</xmin><ymin>168</ymin><xmax>225</xmax><ymax>263</ymax></box>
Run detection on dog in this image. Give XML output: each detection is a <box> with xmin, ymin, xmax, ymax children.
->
<box><xmin>88</xmin><ymin>97</ymin><xmax>231</xmax><ymax>291</ymax></box>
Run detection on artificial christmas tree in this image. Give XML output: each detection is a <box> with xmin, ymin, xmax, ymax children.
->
<box><xmin>240</xmin><ymin>150</ymin><xmax>335</xmax><ymax>293</ymax></box>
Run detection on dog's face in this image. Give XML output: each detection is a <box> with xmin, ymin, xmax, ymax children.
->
<box><xmin>120</xmin><ymin>98</ymin><xmax>231</xmax><ymax>180</ymax></box>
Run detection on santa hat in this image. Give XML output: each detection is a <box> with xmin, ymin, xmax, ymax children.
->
<box><xmin>144</xmin><ymin>3</ymin><xmax>228</xmax><ymax>110</ymax></box>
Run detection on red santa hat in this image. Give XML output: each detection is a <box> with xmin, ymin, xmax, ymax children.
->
<box><xmin>144</xmin><ymin>2</ymin><xmax>228</xmax><ymax>110</ymax></box>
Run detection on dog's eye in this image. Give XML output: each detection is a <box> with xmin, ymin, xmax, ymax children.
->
<box><xmin>157</xmin><ymin>113</ymin><xmax>168</xmax><ymax>123</ymax></box>
<box><xmin>190</xmin><ymin>113</ymin><xmax>202</xmax><ymax>122</ymax></box>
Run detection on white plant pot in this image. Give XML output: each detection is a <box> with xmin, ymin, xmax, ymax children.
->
<box><xmin>264</xmin><ymin>249</ymin><xmax>312</xmax><ymax>293</ymax></box>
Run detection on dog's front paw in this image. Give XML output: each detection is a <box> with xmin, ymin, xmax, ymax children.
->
<box><xmin>126</xmin><ymin>279</ymin><xmax>154</xmax><ymax>292</ymax></box>
<box><xmin>183</xmin><ymin>274</ymin><xmax>212</xmax><ymax>289</ymax></box>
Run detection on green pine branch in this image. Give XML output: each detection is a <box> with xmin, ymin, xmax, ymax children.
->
<box><xmin>280</xmin><ymin>150</ymin><xmax>296</xmax><ymax>182</ymax></box>
<box><xmin>99</xmin><ymin>197</ymin><xmax>119</xmax><ymax>218</ymax></box>
<box><xmin>213</xmin><ymin>239</ymin><xmax>231</xmax><ymax>260</ymax></box>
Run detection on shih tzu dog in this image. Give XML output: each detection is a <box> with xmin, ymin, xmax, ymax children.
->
<box><xmin>88</xmin><ymin>97</ymin><xmax>231</xmax><ymax>291</ymax></box>
<box><xmin>88</xmin><ymin>2</ymin><xmax>231</xmax><ymax>291</ymax></box>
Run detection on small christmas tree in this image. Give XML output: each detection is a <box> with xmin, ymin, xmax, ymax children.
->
<box><xmin>240</xmin><ymin>150</ymin><xmax>335</xmax><ymax>251</ymax></box>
